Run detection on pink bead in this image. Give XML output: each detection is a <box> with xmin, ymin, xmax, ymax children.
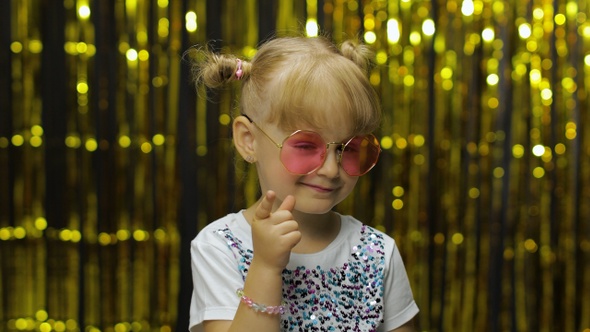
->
<box><xmin>236</xmin><ymin>287</ymin><xmax>285</xmax><ymax>315</ymax></box>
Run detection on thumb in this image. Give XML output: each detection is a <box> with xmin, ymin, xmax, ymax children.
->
<box><xmin>254</xmin><ymin>190</ymin><xmax>276</xmax><ymax>221</ymax></box>
<box><xmin>277</xmin><ymin>195</ymin><xmax>296</xmax><ymax>212</ymax></box>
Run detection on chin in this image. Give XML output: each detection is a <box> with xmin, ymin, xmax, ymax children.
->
<box><xmin>295</xmin><ymin>207</ymin><xmax>334</xmax><ymax>215</ymax></box>
<box><xmin>293</xmin><ymin>199</ymin><xmax>340</xmax><ymax>215</ymax></box>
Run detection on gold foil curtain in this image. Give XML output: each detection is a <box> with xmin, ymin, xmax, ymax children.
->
<box><xmin>1</xmin><ymin>0</ymin><xmax>183</xmax><ymax>331</ymax></box>
<box><xmin>1</xmin><ymin>0</ymin><xmax>589</xmax><ymax>332</ymax></box>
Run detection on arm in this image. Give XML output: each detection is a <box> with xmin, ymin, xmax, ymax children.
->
<box><xmin>203</xmin><ymin>191</ymin><xmax>301</xmax><ymax>332</ymax></box>
<box><xmin>381</xmin><ymin>238</ymin><xmax>420</xmax><ymax>331</ymax></box>
<box><xmin>389</xmin><ymin>320</ymin><xmax>415</xmax><ymax>332</ymax></box>
<box><xmin>203</xmin><ymin>259</ymin><xmax>283</xmax><ymax>332</ymax></box>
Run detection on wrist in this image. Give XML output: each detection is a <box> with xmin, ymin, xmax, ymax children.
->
<box><xmin>236</xmin><ymin>288</ymin><xmax>286</xmax><ymax>315</ymax></box>
<box><xmin>240</xmin><ymin>261</ymin><xmax>285</xmax><ymax>317</ymax></box>
<box><xmin>249</xmin><ymin>257</ymin><xmax>286</xmax><ymax>276</ymax></box>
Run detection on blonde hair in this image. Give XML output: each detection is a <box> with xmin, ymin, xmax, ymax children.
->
<box><xmin>189</xmin><ymin>36</ymin><xmax>381</xmax><ymax>136</ymax></box>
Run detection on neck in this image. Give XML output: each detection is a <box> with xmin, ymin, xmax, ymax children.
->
<box><xmin>291</xmin><ymin>210</ymin><xmax>341</xmax><ymax>254</ymax></box>
<box><xmin>243</xmin><ymin>205</ymin><xmax>341</xmax><ymax>254</ymax></box>
<box><xmin>292</xmin><ymin>209</ymin><xmax>337</xmax><ymax>231</ymax></box>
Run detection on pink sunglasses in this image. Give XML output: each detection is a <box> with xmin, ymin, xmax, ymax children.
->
<box><xmin>242</xmin><ymin>114</ymin><xmax>381</xmax><ymax>176</ymax></box>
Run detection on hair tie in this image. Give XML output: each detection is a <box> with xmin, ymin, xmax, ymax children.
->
<box><xmin>235</xmin><ymin>59</ymin><xmax>243</xmax><ymax>80</ymax></box>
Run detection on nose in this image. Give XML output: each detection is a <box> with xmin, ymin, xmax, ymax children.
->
<box><xmin>315</xmin><ymin>144</ymin><xmax>342</xmax><ymax>178</ymax></box>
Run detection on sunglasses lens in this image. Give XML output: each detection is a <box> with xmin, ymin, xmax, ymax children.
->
<box><xmin>341</xmin><ymin>135</ymin><xmax>381</xmax><ymax>176</ymax></box>
<box><xmin>279</xmin><ymin>131</ymin><xmax>380</xmax><ymax>176</ymax></box>
<box><xmin>280</xmin><ymin>131</ymin><xmax>326</xmax><ymax>174</ymax></box>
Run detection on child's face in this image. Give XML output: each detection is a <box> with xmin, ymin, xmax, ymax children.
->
<box><xmin>253</xmin><ymin>122</ymin><xmax>360</xmax><ymax>215</ymax></box>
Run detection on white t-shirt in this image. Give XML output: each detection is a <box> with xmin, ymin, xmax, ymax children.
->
<box><xmin>189</xmin><ymin>212</ymin><xmax>419</xmax><ymax>332</ymax></box>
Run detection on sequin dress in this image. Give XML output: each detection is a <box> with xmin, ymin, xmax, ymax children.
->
<box><xmin>189</xmin><ymin>212</ymin><xmax>418</xmax><ymax>332</ymax></box>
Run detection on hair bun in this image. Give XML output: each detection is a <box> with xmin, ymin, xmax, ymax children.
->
<box><xmin>187</xmin><ymin>47</ymin><xmax>250</xmax><ymax>89</ymax></box>
<box><xmin>340</xmin><ymin>40</ymin><xmax>374</xmax><ymax>74</ymax></box>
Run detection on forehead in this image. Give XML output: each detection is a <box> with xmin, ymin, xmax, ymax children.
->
<box><xmin>242</xmin><ymin>41</ymin><xmax>381</xmax><ymax>137</ymax></box>
<box><xmin>285</xmin><ymin>102</ymin><xmax>354</xmax><ymax>134</ymax></box>
<box><xmin>266</xmin><ymin>71</ymin><xmax>376</xmax><ymax>137</ymax></box>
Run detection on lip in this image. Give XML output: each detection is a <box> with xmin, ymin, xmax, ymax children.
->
<box><xmin>301</xmin><ymin>182</ymin><xmax>336</xmax><ymax>193</ymax></box>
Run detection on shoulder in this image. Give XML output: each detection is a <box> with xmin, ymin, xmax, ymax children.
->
<box><xmin>338</xmin><ymin>214</ymin><xmax>397</xmax><ymax>264</ymax></box>
<box><xmin>191</xmin><ymin>212</ymin><xmax>251</xmax><ymax>249</ymax></box>
<box><xmin>339</xmin><ymin>214</ymin><xmax>395</xmax><ymax>245</ymax></box>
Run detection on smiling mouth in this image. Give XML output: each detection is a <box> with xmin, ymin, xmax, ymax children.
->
<box><xmin>302</xmin><ymin>183</ymin><xmax>335</xmax><ymax>193</ymax></box>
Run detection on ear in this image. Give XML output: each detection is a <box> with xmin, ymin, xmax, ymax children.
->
<box><xmin>233</xmin><ymin>115</ymin><xmax>256</xmax><ymax>162</ymax></box>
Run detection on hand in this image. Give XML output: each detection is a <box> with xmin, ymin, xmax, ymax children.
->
<box><xmin>250</xmin><ymin>190</ymin><xmax>301</xmax><ymax>274</ymax></box>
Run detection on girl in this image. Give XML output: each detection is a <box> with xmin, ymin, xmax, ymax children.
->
<box><xmin>188</xmin><ymin>36</ymin><xmax>419</xmax><ymax>332</ymax></box>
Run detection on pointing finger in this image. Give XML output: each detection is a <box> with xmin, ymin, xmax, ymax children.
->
<box><xmin>254</xmin><ymin>190</ymin><xmax>276</xmax><ymax>221</ymax></box>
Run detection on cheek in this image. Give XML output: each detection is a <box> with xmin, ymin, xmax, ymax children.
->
<box><xmin>258</xmin><ymin>152</ymin><xmax>285</xmax><ymax>175</ymax></box>
<box><xmin>255</xmin><ymin>153</ymin><xmax>295</xmax><ymax>190</ymax></box>
<box><xmin>341</xmin><ymin>176</ymin><xmax>359</xmax><ymax>193</ymax></box>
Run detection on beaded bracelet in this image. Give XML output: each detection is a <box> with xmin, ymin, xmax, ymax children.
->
<box><xmin>236</xmin><ymin>288</ymin><xmax>286</xmax><ymax>315</ymax></box>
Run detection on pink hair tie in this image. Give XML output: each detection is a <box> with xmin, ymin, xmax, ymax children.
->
<box><xmin>235</xmin><ymin>59</ymin><xmax>243</xmax><ymax>80</ymax></box>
